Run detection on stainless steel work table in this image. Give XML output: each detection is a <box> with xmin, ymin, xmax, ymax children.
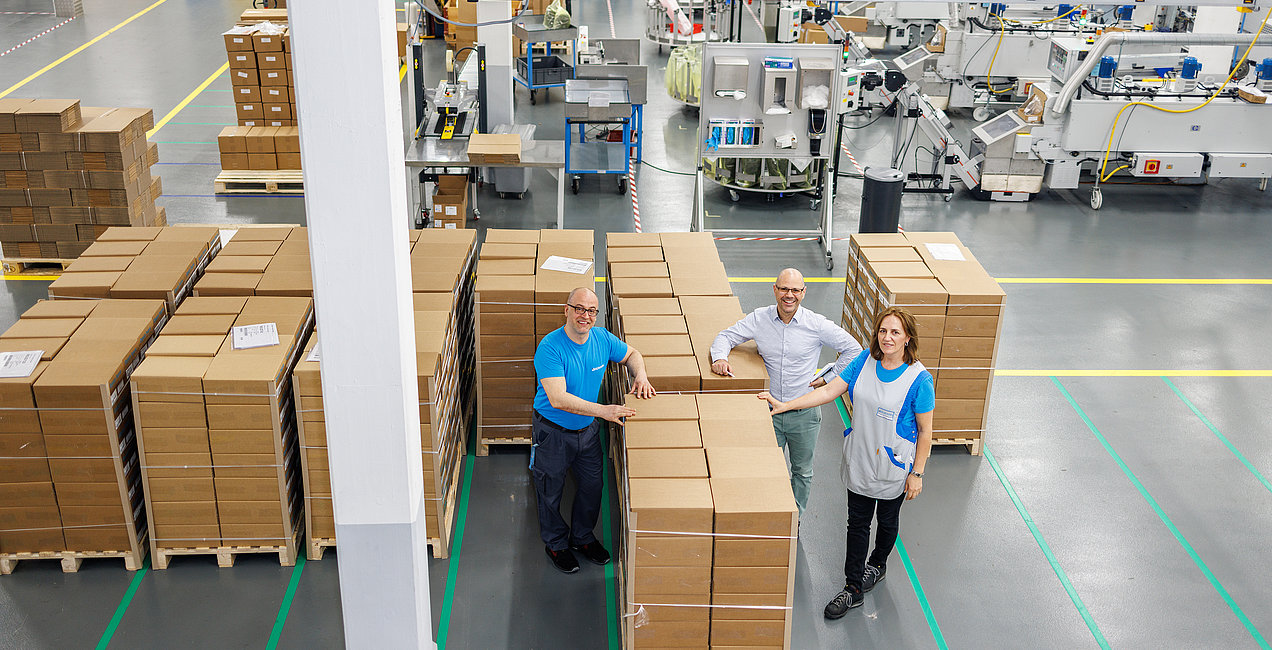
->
<box><xmin>404</xmin><ymin>138</ymin><xmax>568</xmax><ymax>229</ymax></box>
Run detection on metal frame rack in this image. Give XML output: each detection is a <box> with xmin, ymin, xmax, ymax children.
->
<box><xmin>645</xmin><ymin>0</ymin><xmax>740</xmax><ymax>51</ymax></box>
<box><xmin>564</xmin><ymin>78</ymin><xmax>637</xmax><ymax>194</ymax></box>
<box><xmin>692</xmin><ymin>43</ymin><xmax>843</xmax><ymax>270</ymax></box>
<box><xmin>512</xmin><ymin>14</ymin><xmax>579</xmax><ymax>105</ymax></box>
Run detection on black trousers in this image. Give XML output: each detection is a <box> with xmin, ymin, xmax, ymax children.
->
<box><xmin>844</xmin><ymin>488</ymin><xmax>905</xmax><ymax>591</ymax></box>
<box><xmin>530</xmin><ymin>411</ymin><xmax>603</xmax><ymax>551</ymax></box>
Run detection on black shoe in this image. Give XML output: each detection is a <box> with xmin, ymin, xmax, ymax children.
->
<box><xmin>545</xmin><ymin>545</ymin><xmax>579</xmax><ymax>573</ymax></box>
<box><xmin>824</xmin><ymin>587</ymin><xmax>863</xmax><ymax>619</ymax></box>
<box><xmin>862</xmin><ymin>564</ymin><xmax>886</xmax><ymax>593</ymax></box>
<box><xmin>570</xmin><ymin>541</ymin><xmax>611</xmax><ymax>566</ymax></box>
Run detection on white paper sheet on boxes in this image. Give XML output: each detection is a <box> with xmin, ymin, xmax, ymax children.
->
<box><xmin>925</xmin><ymin>243</ymin><xmax>966</xmax><ymax>261</ymax></box>
<box><xmin>0</xmin><ymin>350</ymin><xmax>42</xmax><ymax>378</ymax></box>
<box><xmin>541</xmin><ymin>256</ymin><xmax>594</xmax><ymax>274</ymax></box>
<box><xmin>232</xmin><ymin>323</ymin><xmax>281</xmax><ymax>349</ymax></box>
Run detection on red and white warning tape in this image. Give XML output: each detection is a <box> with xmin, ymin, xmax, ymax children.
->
<box><xmin>0</xmin><ymin>16</ymin><xmax>75</xmax><ymax>58</ymax></box>
<box><xmin>840</xmin><ymin>140</ymin><xmax>864</xmax><ymax>176</ymax></box>
<box><xmin>743</xmin><ymin>0</ymin><xmax>765</xmax><ymax>32</ymax></box>
<box><xmin>629</xmin><ymin>158</ymin><xmax>641</xmax><ymax>233</ymax></box>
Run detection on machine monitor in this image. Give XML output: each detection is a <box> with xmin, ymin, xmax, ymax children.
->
<box><xmin>971</xmin><ymin>109</ymin><xmax>1028</xmax><ymax>146</ymax></box>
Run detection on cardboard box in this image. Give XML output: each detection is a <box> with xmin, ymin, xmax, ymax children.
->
<box><xmin>626</xmin><ymin>448</ymin><xmax>708</xmax><ymax>479</ymax></box>
<box><xmin>466</xmin><ymin>133</ymin><xmax>521</xmax><ymax>164</ymax></box>
<box><xmin>610</xmin><ymin>277</ymin><xmax>673</xmax><ymax>298</ymax></box>
<box><xmin>710</xmin><ymin>476</ymin><xmax>797</xmax><ymax>537</ymax></box>
<box><xmin>608</xmin><ymin>262</ymin><xmax>669</xmax><ymax>278</ymax></box>
<box><xmin>607</xmin><ymin>246</ymin><xmax>664</xmax><ymax>263</ymax></box>
<box><xmin>622</xmin><ymin>419</ymin><xmax>701</xmax><ymax>448</ymax></box>
<box><xmin>623</xmin><ymin>334</ymin><xmax>694</xmax><ymax>358</ymax></box>
<box><xmin>628</xmin><ymin>478</ymin><xmax>714</xmax><ymax>534</ymax></box>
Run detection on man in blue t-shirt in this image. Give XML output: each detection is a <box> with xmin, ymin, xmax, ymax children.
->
<box><xmin>533</xmin><ymin>287</ymin><xmax>655</xmax><ymax>574</ymax></box>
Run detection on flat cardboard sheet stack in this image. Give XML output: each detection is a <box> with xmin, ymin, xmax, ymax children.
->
<box><xmin>193</xmin><ymin>226</ymin><xmax>311</xmax><ymax>297</ymax></box>
<box><xmin>0</xmin><ymin>299</ymin><xmax>167</xmax><ymax>572</ymax></box>
<box><xmin>130</xmin><ymin>296</ymin><xmax>314</xmax><ymax>569</ymax></box>
<box><xmin>474</xmin><ymin>229</ymin><xmax>595</xmax><ymax>451</ymax></box>
<box><xmin>606</xmin><ymin>232</ymin><xmax>795</xmax><ymax>648</ymax></box>
<box><xmin>841</xmin><ymin>232</ymin><xmax>1005</xmax><ymax>452</ymax></box>
<box><xmin>0</xmin><ymin>99</ymin><xmax>164</xmax><ymax>260</ymax></box>
<box><xmin>292</xmin><ymin>228</ymin><xmax>477</xmax><ymax>560</ymax></box>
<box><xmin>46</xmin><ymin>226</ymin><xmax>222</xmax><ymax>313</ymax></box>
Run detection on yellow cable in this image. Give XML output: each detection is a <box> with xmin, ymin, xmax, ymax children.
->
<box><xmin>1034</xmin><ymin>5</ymin><xmax>1081</xmax><ymax>25</ymax></box>
<box><xmin>986</xmin><ymin>7</ymin><xmax>1082</xmax><ymax>96</ymax></box>
<box><xmin>1098</xmin><ymin>5</ymin><xmax>1272</xmax><ymax>182</ymax></box>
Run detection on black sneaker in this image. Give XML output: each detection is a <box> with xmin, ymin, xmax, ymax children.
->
<box><xmin>571</xmin><ymin>541</ymin><xmax>611</xmax><ymax>566</ymax></box>
<box><xmin>545</xmin><ymin>546</ymin><xmax>579</xmax><ymax>574</ymax></box>
<box><xmin>824</xmin><ymin>586</ymin><xmax>863</xmax><ymax>619</ymax></box>
<box><xmin>862</xmin><ymin>564</ymin><xmax>886</xmax><ymax>593</ymax></box>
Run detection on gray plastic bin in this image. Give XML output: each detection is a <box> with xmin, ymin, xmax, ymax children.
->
<box><xmin>491</xmin><ymin>123</ymin><xmax>535</xmax><ymax>198</ymax></box>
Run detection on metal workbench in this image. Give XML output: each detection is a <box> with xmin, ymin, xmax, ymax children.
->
<box><xmin>563</xmin><ymin>78</ymin><xmax>636</xmax><ymax>194</ymax></box>
<box><xmin>404</xmin><ymin>138</ymin><xmax>568</xmax><ymax>229</ymax></box>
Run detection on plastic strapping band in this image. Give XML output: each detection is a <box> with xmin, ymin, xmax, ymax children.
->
<box><xmin>628</xmin><ymin>528</ymin><xmax>795</xmax><ymax>540</ymax></box>
<box><xmin>154</xmin><ymin>536</ymin><xmax>288</xmax><ymax>542</ymax></box>
<box><xmin>141</xmin><ymin>464</ymin><xmax>282</xmax><ymax>469</ymax></box>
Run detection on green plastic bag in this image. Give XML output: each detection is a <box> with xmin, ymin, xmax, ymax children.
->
<box><xmin>544</xmin><ymin>0</ymin><xmax>572</xmax><ymax>29</ymax></box>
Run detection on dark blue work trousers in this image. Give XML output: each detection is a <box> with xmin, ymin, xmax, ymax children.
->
<box><xmin>530</xmin><ymin>411</ymin><xmax>603</xmax><ymax>551</ymax></box>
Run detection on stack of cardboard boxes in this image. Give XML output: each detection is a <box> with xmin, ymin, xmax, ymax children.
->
<box><xmin>130</xmin><ymin>296</ymin><xmax>314</xmax><ymax>569</ymax></box>
<box><xmin>216</xmin><ymin>126</ymin><xmax>301</xmax><ymax>171</ymax></box>
<box><xmin>192</xmin><ymin>226</ymin><xmax>311</xmax><ymax>297</ymax></box>
<box><xmin>442</xmin><ymin>0</ymin><xmax>477</xmax><ymax>60</ymax></box>
<box><xmin>841</xmin><ymin>232</ymin><xmax>1005</xmax><ymax>454</ymax></box>
<box><xmin>0</xmin><ymin>98</ymin><xmax>164</xmax><ymax>260</ymax></box>
<box><xmin>534</xmin><ymin>228</ymin><xmax>595</xmax><ymax>342</ymax></box>
<box><xmin>0</xmin><ymin>299</ymin><xmax>167</xmax><ymax>573</ymax></box>
<box><xmin>46</xmin><ymin>227</ymin><xmax>222</xmax><ymax>313</ymax></box>
<box><xmin>291</xmin><ymin>229</ymin><xmax>478</xmax><ymax>560</ymax></box>
<box><xmin>606</xmin><ymin>233</ymin><xmax>796</xmax><ymax>647</ymax></box>
<box><xmin>474</xmin><ymin>229</ymin><xmax>538</xmax><ymax>449</ymax></box>
<box><xmin>223</xmin><ymin>20</ymin><xmax>295</xmax><ymax>130</ymax></box>
<box><xmin>430</xmin><ymin>175</ymin><xmax>469</xmax><ymax>229</ymax></box>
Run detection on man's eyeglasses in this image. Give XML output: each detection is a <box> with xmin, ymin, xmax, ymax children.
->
<box><xmin>567</xmin><ymin>303</ymin><xmax>600</xmax><ymax>318</ymax></box>
<box><xmin>775</xmin><ymin>286</ymin><xmax>805</xmax><ymax>295</ymax></box>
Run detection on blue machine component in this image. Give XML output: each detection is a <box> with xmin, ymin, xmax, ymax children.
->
<box><xmin>1259</xmin><ymin>58</ymin><xmax>1272</xmax><ymax>81</ymax></box>
<box><xmin>1097</xmin><ymin>56</ymin><xmax>1117</xmax><ymax>79</ymax></box>
<box><xmin>1180</xmin><ymin>56</ymin><xmax>1201</xmax><ymax>80</ymax></box>
<box><xmin>1057</xmin><ymin>4</ymin><xmax>1073</xmax><ymax>19</ymax></box>
<box><xmin>1116</xmin><ymin>5</ymin><xmax>1134</xmax><ymax>22</ymax></box>
<box><xmin>988</xmin><ymin>3</ymin><xmax>1007</xmax><ymax>18</ymax></box>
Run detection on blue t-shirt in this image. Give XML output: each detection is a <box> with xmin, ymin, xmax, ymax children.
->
<box><xmin>533</xmin><ymin>326</ymin><xmax>629</xmax><ymax>430</ymax></box>
<box><xmin>838</xmin><ymin>351</ymin><xmax>935</xmax><ymax>436</ymax></box>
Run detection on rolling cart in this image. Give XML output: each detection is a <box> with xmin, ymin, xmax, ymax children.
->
<box><xmin>512</xmin><ymin>15</ymin><xmax>578</xmax><ymax>105</ymax></box>
<box><xmin>563</xmin><ymin>78</ymin><xmax>635</xmax><ymax>195</ymax></box>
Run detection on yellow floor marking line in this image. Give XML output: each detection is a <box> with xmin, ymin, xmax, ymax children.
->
<box><xmin>148</xmin><ymin>63</ymin><xmax>229</xmax><ymax>139</ymax></box>
<box><xmin>1</xmin><ymin>0</ymin><xmax>172</xmax><ymax>99</ymax></box>
<box><xmin>996</xmin><ymin>370</ymin><xmax>1272</xmax><ymax>377</ymax></box>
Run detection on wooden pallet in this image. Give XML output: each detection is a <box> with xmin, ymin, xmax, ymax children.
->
<box><xmin>1</xmin><ymin>257</ymin><xmax>74</xmax><ymax>275</ymax></box>
<box><xmin>153</xmin><ymin>543</ymin><xmax>295</xmax><ymax>570</ymax></box>
<box><xmin>933</xmin><ymin>436</ymin><xmax>983</xmax><ymax>456</ymax></box>
<box><xmin>0</xmin><ymin>549</ymin><xmax>143</xmax><ymax>575</ymax></box>
<box><xmin>213</xmin><ymin>170</ymin><xmax>304</xmax><ymax>194</ymax></box>
<box><xmin>477</xmin><ymin>435</ymin><xmax>532</xmax><ymax>456</ymax></box>
<box><xmin>307</xmin><ymin>537</ymin><xmax>337</xmax><ymax>562</ymax></box>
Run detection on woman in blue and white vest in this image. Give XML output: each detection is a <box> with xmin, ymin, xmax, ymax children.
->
<box><xmin>759</xmin><ymin>306</ymin><xmax>934</xmax><ymax>621</ymax></box>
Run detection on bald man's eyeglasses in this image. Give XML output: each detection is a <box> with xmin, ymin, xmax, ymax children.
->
<box><xmin>775</xmin><ymin>286</ymin><xmax>805</xmax><ymax>295</ymax></box>
<box><xmin>567</xmin><ymin>303</ymin><xmax>599</xmax><ymax>318</ymax></box>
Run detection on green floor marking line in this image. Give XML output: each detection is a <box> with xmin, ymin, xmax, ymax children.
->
<box><xmin>95</xmin><ymin>557</ymin><xmax>149</xmax><ymax>649</ymax></box>
<box><xmin>983</xmin><ymin>447</ymin><xmax>1109</xmax><ymax>649</ymax></box>
<box><xmin>266</xmin><ymin>554</ymin><xmax>306</xmax><ymax>649</ymax></box>
<box><xmin>1053</xmin><ymin>377</ymin><xmax>1270</xmax><ymax>649</ymax></box>
<box><xmin>835</xmin><ymin>398</ymin><xmax>946</xmax><ymax>649</ymax></box>
<box><xmin>1163</xmin><ymin>377</ymin><xmax>1272</xmax><ymax>496</ymax></box>
<box><xmin>436</xmin><ymin>417</ymin><xmax>477</xmax><ymax>649</ymax></box>
<box><xmin>600</xmin><ymin>426</ymin><xmax>620</xmax><ymax>650</ymax></box>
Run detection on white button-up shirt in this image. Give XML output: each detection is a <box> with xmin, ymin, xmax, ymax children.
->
<box><xmin>710</xmin><ymin>305</ymin><xmax>864</xmax><ymax>403</ymax></box>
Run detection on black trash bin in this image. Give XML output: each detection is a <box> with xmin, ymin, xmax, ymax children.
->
<box><xmin>859</xmin><ymin>167</ymin><xmax>904</xmax><ymax>233</ymax></box>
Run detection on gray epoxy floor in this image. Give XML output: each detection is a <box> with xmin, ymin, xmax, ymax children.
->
<box><xmin>3</xmin><ymin>0</ymin><xmax>1272</xmax><ymax>648</ymax></box>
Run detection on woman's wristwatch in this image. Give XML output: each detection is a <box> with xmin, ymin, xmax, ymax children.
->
<box><xmin>910</xmin><ymin>471</ymin><xmax>924</xmax><ymax>479</ymax></box>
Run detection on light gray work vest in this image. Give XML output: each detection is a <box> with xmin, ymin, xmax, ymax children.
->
<box><xmin>841</xmin><ymin>356</ymin><xmax>925</xmax><ymax>500</ymax></box>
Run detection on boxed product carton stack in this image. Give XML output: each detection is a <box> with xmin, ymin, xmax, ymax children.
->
<box><xmin>0</xmin><ymin>299</ymin><xmax>167</xmax><ymax>574</ymax></box>
<box><xmin>443</xmin><ymin>0</ymin><xmax>477</xmax><ymax>60</ymax></box>
<box><xmin>131</xmin><ymin>296</ymin><xmax>314</xmax><ymax>569</ymax></box>
<box><xmin>223</xmin><ymin>20</ymin><xmax>295</xmax><ymax>130</ymax></box>
<box><xmin>292</xmin><ymin>337</ymin><xmax>330</xmax><ymax>559</ymax></box>
<box><xmin>534</xmin><ymin>228</ymin><xmax>595</xmax><ymax>343</ymax></box>
<box><xmin>0</xmin><ymin>99</ymin><xmax>165</xmax><ymax>260</ymax></box>
<box><xmin>192</xmin><ymin>226</ymin><xmax>311</xmax><ymax>297</ymax></box>
<box><xmin>841</xmin><ymin>232</ymin><xmax>1005</xmax><ymax>454</ymax></box>
<box><xmin>216</xmin><ymin>126</ymin><xmax>302</xmax><ymax>171</ymax></box>
<box><xmin>474</xmin><ymin>229</ymin><xmax>538</xmax><ymax>453</ymax></box>
<box><xmin>46</xmin><ymin>226</ymin><xmax>222</xmax><ymax>314</ymax></box>
<box><xmin>430</xmin><ymin>175</ymin><xmax>469</xmax><ymax>228</ymax></box>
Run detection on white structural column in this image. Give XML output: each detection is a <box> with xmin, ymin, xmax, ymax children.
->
<box><xmin>289</xmin><ymin>2</ymin><xmax>435</xmax><ymax>649</ymax></box>
<box><xmin>477</xmin><ymin>0</ymin><xmax>514</xmax><ymax>128</ymax></box>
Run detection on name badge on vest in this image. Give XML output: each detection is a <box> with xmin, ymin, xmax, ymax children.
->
<box><xmin>875</xmin><ymin>407</ymin><xmax>897</xmax><ymax>422</ymax></box>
